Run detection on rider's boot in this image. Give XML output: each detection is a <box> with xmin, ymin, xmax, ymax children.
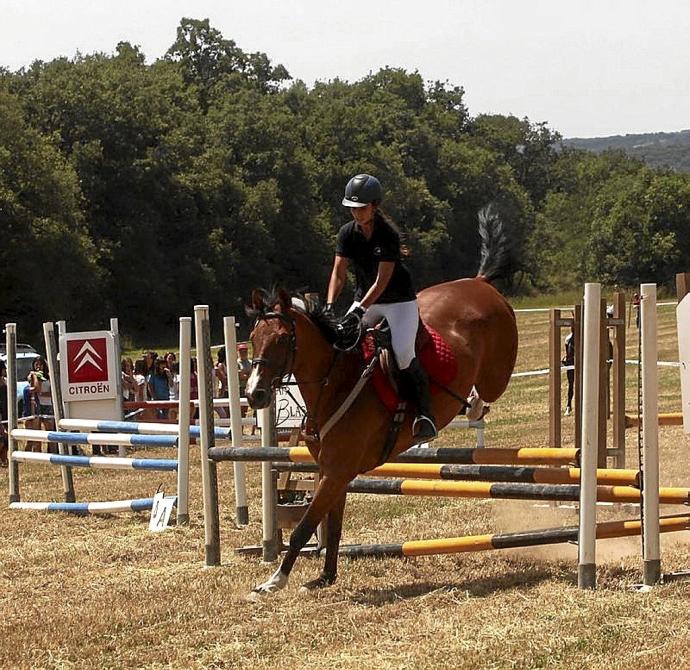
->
<box><xmin>400</xmin><ymin>358</ymin><xmax>437</xmax><ymax>442</ymax></box>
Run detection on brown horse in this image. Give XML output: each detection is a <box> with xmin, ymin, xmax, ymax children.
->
<box><xmin>245</xmin><ymin>214</ymin><xmax>518</xmax><ymax>598</ymax></box>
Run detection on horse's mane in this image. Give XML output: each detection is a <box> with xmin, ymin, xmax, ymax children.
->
<box><xmin>246</xmin><ymin>287</ymin><xmax>341</xmax><ymax>345</ymax></box>
<box><xmin>303</xmin><ymin>300</ymin><xmax>341</xmax><ymax>345</ymax></box>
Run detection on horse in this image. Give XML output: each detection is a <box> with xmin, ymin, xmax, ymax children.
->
<box><xmin>244</xmin><ymin>211</ymin><xmax>518</xmax><ymax>599</ymax></box>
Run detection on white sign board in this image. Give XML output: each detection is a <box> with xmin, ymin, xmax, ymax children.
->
<box><xmin>257</xmin><ymin>377</ymin><xmax>306</xmax><ymax>429</ymax></box>
<box><xmin>59</xmin><ymin>330</ymin><xmax>118</xmax><ymax>401</ymax></box>
<box><xmin>677</xmin><ymin>295</ymin><xmax>690</xmax><ymax>433</ymax></box>
<box><xmin>149</xmin><ymin>491</ymin><xmax>176</xmax><ymax>532</ymax></box>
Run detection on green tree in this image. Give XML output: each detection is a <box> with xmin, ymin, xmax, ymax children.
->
<box><xmin>0</xmin><ymin>89</ymin><xmax>101</xmax><ymax>338</ymax></box>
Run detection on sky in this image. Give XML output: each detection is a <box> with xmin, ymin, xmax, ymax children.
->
<box><xmin>2</xmin><ymin>0</ymin><xmax>689</xmax><ymax>138</ymax></box>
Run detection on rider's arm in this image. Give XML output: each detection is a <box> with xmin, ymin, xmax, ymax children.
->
<box><xmin>326</xmin><ymin>255</ymin><xmax>349</xmax><ymax>305</ymax></box>
<box><xmin>359</xmin><ymin>261</ymin><xmax>395</xmax><ymax>309</ymax></box>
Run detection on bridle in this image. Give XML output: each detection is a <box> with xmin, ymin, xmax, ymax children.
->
<box><xmin>250</xmin><ymin>311</ymin><xmax>297</xmax><ymax>389</ymax></box>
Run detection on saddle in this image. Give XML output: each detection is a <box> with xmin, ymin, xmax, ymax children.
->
<box><xmin>361</xmin><ymin>320</ymin><xmax>458</xmax><ymax>414</ymax></box>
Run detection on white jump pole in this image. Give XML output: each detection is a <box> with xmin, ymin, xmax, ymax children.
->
<box><xmin>6</xmin><ymin>323</ymin><xmax>19</xmax><ymax>503</ymax></box>
<box><xmin>43</xmin><ymin>321</ymin><xmax>76</xmax><ymax>502</ymax></box>
<box><xmin>260</xmin><ymin>400</ymin><xmax>279</xmax><ymax>562</ymax></box>
<box><xmin>640</xmin><ymin>283</ymin><xmax>661</xmax><ymax>585</ymax></box>
<box><xmin>224</xmin><ymin>316</ymin><xmax>249</xmax><ymax>525</ymax></box>
<box><xmin>176</xmin><ymin>316</ymin><xmax>192</xmax><ymax>525</ymax></box>
<box><xmin>110</xmin><ymin>318</ymin><xmax>127</xmax><ymax>458</ymax></box>
<box><xmin>195</xmin><ymin>305</ymin><xmax>221</xmax><ymax>565</ymax></box>
<box><xmin>578</xmin><ymin>282</ymin><xmax>601</xmax><ymax>589</ymax></box>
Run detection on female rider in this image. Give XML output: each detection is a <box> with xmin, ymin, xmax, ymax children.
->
<box><xmin>326</xmin><ymin>173</ymin><xmax>437</xmax><ymax>441</ymax></box>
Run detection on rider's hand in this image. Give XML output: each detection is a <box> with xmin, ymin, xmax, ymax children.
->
<box><xmin>347</xmin><ymin>301</ymin><xmax>366</xmax><ymax>320</ymax></box>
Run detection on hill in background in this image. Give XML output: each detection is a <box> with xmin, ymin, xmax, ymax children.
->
<box><xmin>564</xmin><ymin>129</ymin><xmax>690</xmax><ymax>172</ymax></box>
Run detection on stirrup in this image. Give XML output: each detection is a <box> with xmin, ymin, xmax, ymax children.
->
<box><xmin>413</xmin><ymin>415</ymin><xmax>437</xmax><ymax>441</ymax></box>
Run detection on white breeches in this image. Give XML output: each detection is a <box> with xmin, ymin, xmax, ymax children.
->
<box><xmin>362</xmin><ymin>299</ymin><xmax>419</xmax><ymax>370</ymax></box>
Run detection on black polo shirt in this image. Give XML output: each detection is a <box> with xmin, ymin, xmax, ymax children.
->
<box><xmin>335</xmin><ymin>217</ymin><xmax>415</xmax><ymax>304</ymax></box>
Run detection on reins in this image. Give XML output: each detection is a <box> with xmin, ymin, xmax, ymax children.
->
<box><xmin>251</xmin><ymin>309</ymin><xmax>336</xmax><ymax>388</ymax></box>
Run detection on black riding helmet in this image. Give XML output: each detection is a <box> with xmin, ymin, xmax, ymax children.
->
<box><xmin>342</xmin><ymin>174</ymin><xmax>382</xmax><ymax>208</ymax></box>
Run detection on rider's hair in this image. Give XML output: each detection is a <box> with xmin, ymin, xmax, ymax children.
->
<box><xmin>376</xmin><ymin>209</ymin><xmax>410</xmax><ymax>257</ymax></box>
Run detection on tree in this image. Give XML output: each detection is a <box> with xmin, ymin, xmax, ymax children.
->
<box><xmin>165</xmin><ymin>18</ymin><xmax>291</xmax><ymax>107</ymax></box>
<box><xmin>0</xmin><ymin>89</ymin><xmax>101</xmax><ymax>338</ymax></box>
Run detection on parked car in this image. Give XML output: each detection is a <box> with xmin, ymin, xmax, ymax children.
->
<box><xmin>0</xmin><ymin>343</ymin><xmax>40</xmax><ymax>415</ymax></box>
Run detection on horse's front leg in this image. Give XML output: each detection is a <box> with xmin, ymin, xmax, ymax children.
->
<box><xmin>300</xmin><ymin>490</ymin><xmax>347</xmax><ymax>592</ymax></box>
<box><xmin>248</xmin><ymin>475</ymin><xmax>347</xmax><ymax>600</ymax></box>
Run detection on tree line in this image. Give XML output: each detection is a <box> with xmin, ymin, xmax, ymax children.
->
<box><xmin>2</xmin><ymin>18</ymin><xmax>689</xmax><ymax>342</ymax></box>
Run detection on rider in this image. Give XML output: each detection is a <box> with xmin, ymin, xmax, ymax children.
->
<box><xmin>326</xmin><ymin>173</ymin><xmax>437</xmax><ymax>441</ymax></box>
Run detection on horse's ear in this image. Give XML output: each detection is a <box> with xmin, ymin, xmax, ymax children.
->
<box><xmin>277</xmin><ymin>288</ymin><xmax>291</xmax><ymax>311</ymax></box>
<box><xmin>251</xmin><ymin>289</ymin><xmax>265</xmax><ymax>311</ymax></box>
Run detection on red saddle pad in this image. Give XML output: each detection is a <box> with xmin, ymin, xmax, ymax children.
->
<box><xmin>361</xmin><ymin>323</ymin><xmax>458</xmax><ymax>413</ymax></box>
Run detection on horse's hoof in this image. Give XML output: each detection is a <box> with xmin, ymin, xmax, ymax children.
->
<box><xmin>245</xmin><ymin>585</ymin><xmax>280</xmax><ymax>602</ymax></box>
<box><xmin>299</xmin><ymin>576</ymin><xmax>335</xmax><ymax>593</ymax></box>
<box><xmin>245</xmin><ymin>569</ymin><xmax>289</xmax><ymax>602</ymax></box>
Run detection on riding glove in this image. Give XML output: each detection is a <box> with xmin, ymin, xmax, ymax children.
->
<box><xmin>347</xmin><ymin>301</ymin><xmax>366</xmax><ymax>319</ymax></box>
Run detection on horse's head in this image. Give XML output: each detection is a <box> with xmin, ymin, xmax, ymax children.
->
<box><xmin>245</xmin><ymin>288</ymin><xmax>296</xmax><ymax>409</ymax></box>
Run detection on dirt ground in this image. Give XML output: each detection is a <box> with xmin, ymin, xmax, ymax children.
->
<box><xmin>1</xmin><ymin>303</ymin><xmax>688</xmax><ymax>669</ymax></box>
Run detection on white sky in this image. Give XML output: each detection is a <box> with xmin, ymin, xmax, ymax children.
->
<box><xmin>2</xmin><ymin>0</ymin><xmax>689</xmax><ymax>138</ymax></box>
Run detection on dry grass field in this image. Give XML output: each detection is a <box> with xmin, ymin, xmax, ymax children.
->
<box><xmin>1</xmin><ymin>297</ymin><xmax>689</xmax><ymax>670</ymax></box>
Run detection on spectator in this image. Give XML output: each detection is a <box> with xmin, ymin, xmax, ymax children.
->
<box><xmin>190</xmin><ymin>358</ymin><xmax>199</xmax><ymax>401</ymax></box>
<box><xmin>169</xmin><ymin>361</ymin><xmax>180</xmax><ymax>422</ymax></box>
<box><xmin>169</xmin><ymin>358</ymin><xmax>179</xmax><ymax>402</ymax></box>
<box><xmin>214</xmin><ymin>348</ymin><xmax>229</xmax><ymax>418</ymax></box>
<box><xmin>237</xmin><ymin>343</ymin><xmax>251</xmax><ymax>394</ymax></box>
<box><xmin>147</xmin><ymin>356</ymin><xmax>171</xmax><ymax>419</ymax></box>
<box><xmin>142</xmin><ymin>351</ymin><xmax>158</xmax><ymax>398</ymax></box>
<box><xmin>190</xmin><ymin>357</ymin><xmax>199</xmax><ymax>421</ymax></box>
<box><xmin>0</xmin><ymin>360</ymin><xmax>7</xmax><ymax>466</ymax></box>
<box><xmin>133</xmin><ymin>359</ymin><xmax>147</xmax><ymax>402</ymax></box>
<box><xmin>562</xmin><ymin>325</ymin><xmax>575</xmax><ymax>416</ymax></box>
<box><xmin>237</xmin><ymin>343</ymin><xmax>251</xmax><ymax>418</ymax></box>
<box><xmin>121</xmin><ymin>357</ymin><xmax>137</xmax><ymax>402</ymax></box>
<box><xmin>632</xmin><ymin>293</ymin><xmax>640</xmax><ymax>329</ymax></box>
<box><xmin>26</xmin><ymin>357</ymin><xmax>56</xmax><ymax>453</ymax></box>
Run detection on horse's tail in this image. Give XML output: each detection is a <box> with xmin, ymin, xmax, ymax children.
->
<box><xmin>475</xmin><ymin>203</ymin><xmax>512</xmax><ymax>283</ymax></box>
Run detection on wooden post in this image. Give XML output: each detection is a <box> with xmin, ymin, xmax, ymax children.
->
<box><xmin>578</xmin><ymin>283</ymin><xmax>601</xmax><ymax>589</ymax></box>
<box><xmin>196</xmin><ymin>305</ymin><xmax>221</xmax><ymax>567</ymax></box>
<box><xmin>676</xmin><ymin>272</ymin><xmax>690</xmax><ymax>302</ymax></box>
<box><xmin>597</xmin><ymin>299</ymin><xmax>608</xmax><ymax>468</ymax></box>
<box><xmin>549</xmin><ymin>309</ymin><xmax>561</xmax><ymax>447</ymax></box>
<box><xmin>640</xmin><ymin>283</ymin><xmax>661</xmax><ymax>585</ymax></box>
<box><xmin>611</xmin><ymin>292</ymin><xmax>626</xmax><ymax>468</ymax></box>
<box><xmin>574</xmin><ymin>304</ymin><xmax>583</xmax><ymax>451</ymax></box>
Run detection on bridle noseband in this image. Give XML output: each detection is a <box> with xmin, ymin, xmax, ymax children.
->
<box><xmin>251</xmin><ymin>311</ymin><xmax>297</xmax><ymax>389</ymax></box>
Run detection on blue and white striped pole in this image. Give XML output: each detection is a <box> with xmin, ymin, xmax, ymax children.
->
<box><xmin>58</xmin><ymin>418</ymin><xmax>235</xmax><ymax>440</ymax></box>
<box><xmin>11</xmin><ymin>451</ymin><xmax>178</xmax><ymax>471</ymax></box>
<box><xmin>10</xmin><ymin>430</ymin><xmax>179</xmax><ymax>448</ymax></box>
<box><xmin>10</xmin><ymin>497</ymin><xmax>168</xmax><ymax>514</ymax></box>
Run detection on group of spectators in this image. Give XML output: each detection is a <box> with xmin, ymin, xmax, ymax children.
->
<box><xmin>120</xmin><ymin>343</ymin><xmax>252</xmax><ymax>407</ymax></box>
